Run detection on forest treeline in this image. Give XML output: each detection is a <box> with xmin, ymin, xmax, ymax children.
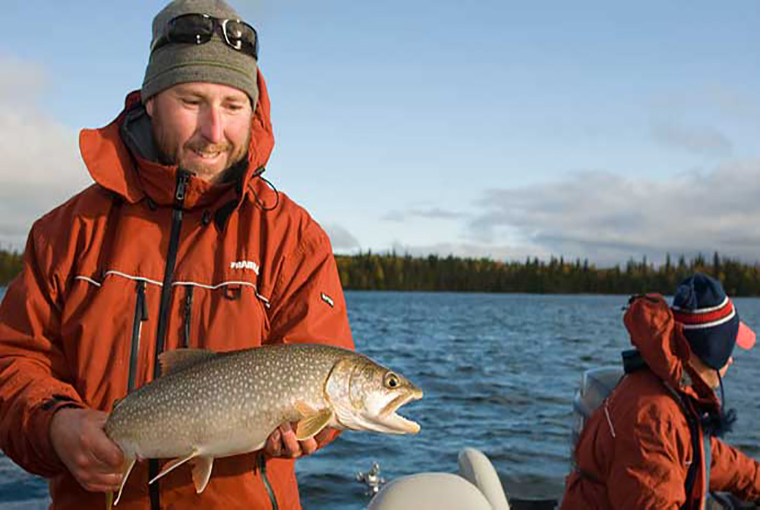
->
<box><xmin>0</xmin><ymin>250</ymin><xmax>22</xmax><ymax>287</ymax></box>
<box><xmin>2</xmin><ymin>249</ymin><xmax>760</xmax><ymax>296</ymax></box>
<box><xmin>335</xmin><ymin>252</ymin><xmax>760</xmax><ymax>296</ymax></box>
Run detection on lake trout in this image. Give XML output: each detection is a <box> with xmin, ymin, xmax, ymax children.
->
<box><xmin>104</xmin><ymin>343</ymin><xmax>422</xmax><ymax>507</ymax></box>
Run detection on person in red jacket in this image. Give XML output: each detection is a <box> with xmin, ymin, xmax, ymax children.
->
<box><xmin>562</xmin><ymin>273</ymin><xmax>760</xmax><ymax>509</ymax></box>
<box><xmin>0</xmin><ymin>1</ymin><xmax>354</xmax><ymax>509</ymax></box>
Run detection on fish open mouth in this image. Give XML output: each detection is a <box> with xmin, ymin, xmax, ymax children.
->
<box><xmin>377</xmin><ymin>388</ymin><xmax>424</xmax><ymax>434</ymax></box>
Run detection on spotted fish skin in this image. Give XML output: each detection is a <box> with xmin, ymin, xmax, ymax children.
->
<box><xmin>107</xmin><ymin>344</ymin><xmax>339</xmax><ymax>459</ymax></box>
<box><xmin>104</xmin><ymin>343</ymin><xmax>422</xmax><ymax>507</ymax></box>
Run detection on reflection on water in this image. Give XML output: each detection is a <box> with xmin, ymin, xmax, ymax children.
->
<box><xmin>2</xmin><ymin>289</ymin><xmax>760</xmax><ymax>508</ymax></box>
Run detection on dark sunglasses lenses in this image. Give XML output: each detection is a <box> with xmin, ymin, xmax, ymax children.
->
<box><xmin>224</xmin><ymin>20</ymin><xmax>258</xmax><ymax>57</ymax></box>
<box><xmin>162</xmin><ymin>15</ymin><xmax>258</xmax><ymax>58</ymax></box>
<box><xmin>168</xmin><ymin>14</ymin><xmax>214</xmax><ymax>44</ymax></box>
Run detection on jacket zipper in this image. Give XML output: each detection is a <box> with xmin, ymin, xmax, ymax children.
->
<box><xmin>127</xmin><ymin>280</ymin><xmax>148</xmax><ymax>393</ymax></box>
<box><xmin>258</xmin><ymin>455</ymin><xmax>279</xmax><ymax>510</ymax></box>
<box><xmin>182</xmin><ymin>286</ymin><xmax>194</xmax><ymax>348</ymax></box>
<box><xmin>150</xmin><ymin>169</ymin><xmax>191</xmax><ymax>510</ymax></box>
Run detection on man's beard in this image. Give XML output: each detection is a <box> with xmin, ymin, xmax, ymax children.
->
<box><xmin>151</xmin><ymin>116</ymin><xmax>250</xmax><ymax>180</ymax></box>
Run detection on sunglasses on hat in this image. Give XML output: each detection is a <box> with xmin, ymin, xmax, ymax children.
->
<box><xmin>151</xmin><ymin>13</ymin><xmax>259</xmax><ymax>60</ymax></box>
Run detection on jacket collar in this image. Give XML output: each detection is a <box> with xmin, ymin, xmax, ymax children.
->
<box><xmin>78</xmin><ymin>69</ymin><xmax>275</xmax><ymax>210</ymax></box>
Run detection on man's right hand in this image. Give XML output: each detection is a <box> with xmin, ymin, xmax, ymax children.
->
<box><xmin>49</xmin><ymin>408</ymin><xmax>125</xmax><ymax>493</ymax></box>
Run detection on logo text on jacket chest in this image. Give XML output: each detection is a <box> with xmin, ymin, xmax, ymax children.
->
<box><xmin>230</xmin><ymin>260</ymin><xmax>260</xmax><ymax>275</ymax></box>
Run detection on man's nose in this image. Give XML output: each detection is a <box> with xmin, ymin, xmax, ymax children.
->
<box><xmin>199</xmin><ymin>106</ymin><xmax>224</xmax><ymax>143</ymax></box>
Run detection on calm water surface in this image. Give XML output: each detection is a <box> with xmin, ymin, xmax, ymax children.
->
<box><xmin>2</xmin><ymin>288</ymin><xmax>760</xmax><ymax>509</ymax></box>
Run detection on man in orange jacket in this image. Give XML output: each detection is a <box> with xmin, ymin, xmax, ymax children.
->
<box><xmin>0</xmin><ymin>1</ymin><xmax>354</xmax><ymax>509</ymax></box>
<box><xmin>562</xmin><ymin>273</ymin><xmax>760</xmax><ymax>509</ymax></box>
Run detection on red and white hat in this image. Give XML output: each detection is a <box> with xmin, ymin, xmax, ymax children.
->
<box><xmin>671</xmin><ymin>273</ymin><xmax>755</xmax><ymax>369</ymax></box>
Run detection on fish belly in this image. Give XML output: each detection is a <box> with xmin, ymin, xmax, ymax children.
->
<box><xmin>118</xmin><ymin>411</ymin><xmax>287</xmax><ymax>461</ymax></box>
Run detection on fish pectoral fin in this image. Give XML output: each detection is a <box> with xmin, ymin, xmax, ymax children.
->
<box><xmin>296</xmin><ymin>401</ymin><xmax>318</xmax><ymax>417</ymax></box>
<box><xmin>192</xmin><ymin>456</ymin><xmax>214</xmax><ymax>494</ymax></box>
<box><xmin>113</xmin><ymin>457</ymin><xmax>137</xmax><ymax>506</ymax></box>
<box><xmin>295</xmin><ymin>407</ymin><xmax>334</xmax><ymax>440</ymax></box>
<box><xmin>149</xmin><ymin>450</ymin><xmax>199</xmax><ymax>485</ymax></box>
<box><xmin>159</xmin><ymin>348</ymin><xmax>218</xmax><ymax>376</ymax></box>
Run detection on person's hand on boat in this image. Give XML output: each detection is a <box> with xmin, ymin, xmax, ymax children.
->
<box><xmin>49</xmin><ymin>408</ymin><xmax>125</xmax><ymax>493</ymax></box>
<box><xmin>264</xmin><ymin>422</ymin><xmax>334</xmax><ymax>458</ymax></box>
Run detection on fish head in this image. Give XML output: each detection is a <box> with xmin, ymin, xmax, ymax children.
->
<box><xmin>326</xmin><ymin>354</ymin><xmax>423</xmax><ymax>435</ymax></box>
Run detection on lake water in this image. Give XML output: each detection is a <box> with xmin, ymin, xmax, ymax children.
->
<box><xmin>2</xmin><ymin>288</ymin><xmax>760</xmax><ymax>509</ymax></box>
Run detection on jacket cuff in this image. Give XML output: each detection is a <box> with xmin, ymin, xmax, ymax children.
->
<box><xmin>30</xmin><ymin>395</ymin><xmax>87</xmax><ymax>476</ymax></box>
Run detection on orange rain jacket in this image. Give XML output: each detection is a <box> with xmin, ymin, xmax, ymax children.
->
<box><xmin>0</xmin><ymin>70</ymin><xmax>354</xmax><ymax>510</ymax></box>
<box><xmin>562</xmin><ymin>294</ymin><xmax>760</xmax><ymax>509</ymax></box>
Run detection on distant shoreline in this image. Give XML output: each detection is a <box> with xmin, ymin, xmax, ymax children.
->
<box><xmin>3</xmin><ymin>249</ymin><xmax>758</xmax><ymax>296</ymax></box>
<box><xmin>333</xmin><ymin>252</ymin><xmax>760</xmax><ymax>296</ymax></box>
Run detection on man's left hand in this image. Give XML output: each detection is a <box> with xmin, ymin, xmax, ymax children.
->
<box><xmin>263</xmin><ymin>422</ymin><xmax>334</xmax><ymax>458</ymax></box>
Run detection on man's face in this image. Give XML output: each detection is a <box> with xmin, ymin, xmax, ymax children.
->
<box><xmin>689</xmin><ymin>354</ymin><xmax>733</xmax><ymax>389</ymax></box>
<box><xmin>145</xmin><ymin>82</ymin><xmax>253</xmax><ymax>184</ymax></box>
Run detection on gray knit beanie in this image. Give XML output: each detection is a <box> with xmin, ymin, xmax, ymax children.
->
<box><xmin>141</xmin><ymin>0</ymin><xmax>259</xmax><ymax>105</ymax></box>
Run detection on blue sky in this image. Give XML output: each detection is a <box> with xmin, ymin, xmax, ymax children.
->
<box><xmin>2</xmin><ymin>1</ymin><xmax>760</xmax><ymax>266</ymax></box>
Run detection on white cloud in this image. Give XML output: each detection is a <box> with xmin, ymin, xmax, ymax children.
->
<box><xmin>651</xmin><ymin>85</ymin><xmax>760</xmax><ymax>126</ymax></box>
<box><xmin>324</xmin><ymin>223</ymin><xmax>361</xmax><ymax>251</ymax></box>
<box><xmin>0</xmin><ymin>56</ymin><xmax>90</xmax><ymax>250</ymax></box>
<box><xmin>467</xmin><ymin>162</ymin><xmax>760</xmax><ymax>266</ymax></box>
<box><xmin>709</xmin><ymin>85</ymin><xmax>760</xmax><ymax>123</ymax></box>
<box><xmin>651</xmin><ymin>120</ymin><xmax>733</xmax><ymax>157</ymax></box>
<box><xmin>382</xmin><ymin>207</ymin><xmax>467</xmax><ymax>222</ymax></box>
<box><xmin>388</xmin><ymin>240</ymin><xmax>550</xmax><ymax>262</ymax></box>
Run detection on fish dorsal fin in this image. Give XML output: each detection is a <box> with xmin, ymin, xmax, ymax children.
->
<box><xmin>159</xmin><ymin>349</ymin><xmax>218</xmax><ymax>376</ymax></box>
<box><xmin>295</xmin><ymin>402</ymin><xmax>334</xmax><ymax>440</ymax></box>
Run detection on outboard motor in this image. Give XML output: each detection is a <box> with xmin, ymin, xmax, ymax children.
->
<box><xmin>570</xmin><ymin>366</ymin><xmax>623</xmax><ymax>465</ymax></box>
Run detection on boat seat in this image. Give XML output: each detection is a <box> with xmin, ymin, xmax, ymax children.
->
<box><xmin>367</xmin><ymin>448</ymin><xmax>510</xmax><ymax>510</ymax></box>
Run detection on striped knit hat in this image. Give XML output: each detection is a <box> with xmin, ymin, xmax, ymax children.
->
<box><xmin>671</xmin><ymin>273</ymin><xmax>755</xmax><ymax>369</ymax></box>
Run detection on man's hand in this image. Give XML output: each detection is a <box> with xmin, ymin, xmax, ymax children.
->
<box><xmin>263</xmin><ymin>422</ymin><xmax>335</xmax><ymax>458</ymax></box>
<box><xmin>49</xmin><ymin>408</ymin><xmax>124</xmax><ymax>493</ymax></box>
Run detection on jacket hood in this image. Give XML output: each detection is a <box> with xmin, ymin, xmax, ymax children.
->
<box><xmin>624</xmin><ymin>294</ymin><xmax>721</xmax><ymax>410</ymax></box>
<box><xmin>78</xmin><ymin>69</ymin><xmax>275</xmax><ymax>209</ymax></box>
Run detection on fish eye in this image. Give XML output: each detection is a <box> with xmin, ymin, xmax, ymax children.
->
<box><xmin>384</xmin><ymin>372</ymin><xmax>400</xmax><ymax>389</ymax></box>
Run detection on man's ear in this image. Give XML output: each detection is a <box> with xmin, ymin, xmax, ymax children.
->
<box><xmin>145</xmin><ymin>97</ymin><xmax>155</xmax><ymax>118</ymax></box>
